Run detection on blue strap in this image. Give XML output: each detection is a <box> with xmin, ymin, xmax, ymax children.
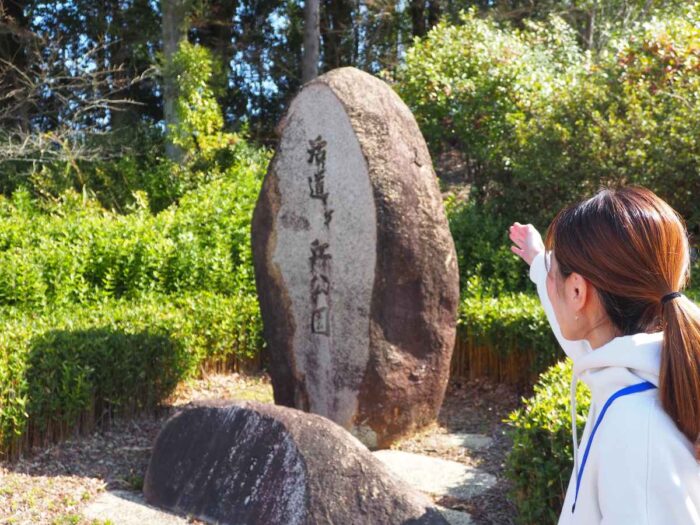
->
<box><xmin>571</xmin><ymin>381</ymin><xmax>657</xmax><ymax>513</ymax></box>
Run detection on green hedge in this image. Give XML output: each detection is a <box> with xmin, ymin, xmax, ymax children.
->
<box><xmin>505</xmin><ymin>360</ymin><xmax>591</xmax><ymax>524</ymax></box>
<box><xmin>0</xmin><ymin>290</ymin><xmax>262</xmax><ymax>459</ymax></box>
<box><xmin>0</xmin><ymin>138</ymin><xmax>269</xmax><ymax>460</ymax></box>
<box><xmin>447</xmin><ymin>197</ymin><xmax>532</xmax><ymax>296</ymax></box>
<box><xmin>458</xmin><ymin>292</ymin><xmax>559</xmax><ymax>378</ymax></box>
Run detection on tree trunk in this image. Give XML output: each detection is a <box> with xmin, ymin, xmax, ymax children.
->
<box><xmin>321</xmin><ymin>0</ymin><xmax>354</xmax><ymax>69</ymax></box>
<box><xmin>0</xmin><ymin>0</ymin><xmax>31</xmax><ymax>132</ymax></box>
<box><xmin>409</xmin><ymin>0</ymin><xmax>426</xmax><ymax>39</ymax></box>
<box><xmin>427</xmin><ymin>0</ymin><xmax>441</xmax><ymax>30</ymax></box>
<box><xmin>302</xmin><ymin>0</ymin><xmax>320</xmax><ymax>83</ymax></box>
<box><xmin>191</xmin><ymin>1</ymin><xmax>237</xmax><ymax>123</ymax></box>
<box><xmin>108</xmin><ymin>0</ymin><xmax>136</xmax><ymax>134</ymax></box>
<box><xmin>586</xmin><ymin>0</ymin><xmax>597</xmax><ymax>51</ymax></box>
<box><xmin>162</xmin><ymin>0</ymin><xmax>189</xmax><ymax>163</ymax></box>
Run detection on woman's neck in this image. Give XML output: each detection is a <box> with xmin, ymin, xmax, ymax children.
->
<box><xmin>585</xmin><ymin>321</ymin><xmax>621</xmax><ymax>350</ymax></box>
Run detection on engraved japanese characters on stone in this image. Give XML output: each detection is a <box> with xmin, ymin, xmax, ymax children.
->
<box><xmin>307</xmin><ymin>136</ymin><xmax>329</xmax><ymax>204</ymax></box>
<box><xmin>309</xmin><ymin>238</ymin><xmax>331</xmax><ymax>336</ymax></box>
<box><xmin>307</xmin><ymin>137</ymin><xmax>334</xmax><ymax>337</ymax></box>
<box><xmin>323</xmin><ymin>209</ymin><xmax>334</xmax><ymax>226</ymax></box>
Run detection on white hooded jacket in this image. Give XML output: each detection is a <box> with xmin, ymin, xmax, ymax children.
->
<box><xmin>529</xmin><ymin>251</ymin><xmax>700</xmax><ymax>524</ymax></box>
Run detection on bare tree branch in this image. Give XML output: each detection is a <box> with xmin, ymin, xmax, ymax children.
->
<box><xmin>0</xmin><ymin>28</ymin><xmax>155</xmax><ymax>164</ymax></box>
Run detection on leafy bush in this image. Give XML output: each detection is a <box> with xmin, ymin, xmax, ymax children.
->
<box><xmin>446</xmin><ymin>196</ymin><xmax>530</xmax><ymax>296</ymax></box>
<box><xmin>395</xmin><ymin>6</ymin><xmax>700</xmax><ymax>234</ymax></box>
<box><xmin>0</xmin><ymin>248</ymin><xmax>48</xmax><ymax>308</ymax></box>
<box><xmin>165</xmin><ymin>41</ymin><xmax>225</xmax><ymax>158</ymax></box>
<box><xmin>0</xmin><ymin>142</ymin><xmax>267</xmax><ymax>304</ymax></box>
<box><xmin>505</xmin><ymin>360</ymin><xmax>591</xmax><ymax>524</ymax></box>
<box><xmin>26</xmin><ymin>327</ymin><xmax>186</xmax><ymax>437</ymax></box>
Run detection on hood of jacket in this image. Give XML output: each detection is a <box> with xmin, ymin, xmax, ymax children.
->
<box><xmin>574</xmin><ymin>330</ymin><xmax>663</xmax><ymax>404</ymax></box>
<box><xmin>528</xmin><ymin>251</ymin><xmax>665</xmax><ymax>481</ymax></box>
<box><xmin>567</xmin><ymin>320</ymin><xmax>664</xmax><ymax>494</ymax></box>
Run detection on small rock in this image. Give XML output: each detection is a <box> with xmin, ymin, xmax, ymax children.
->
<box><xmin>83</xmin><ymin>490</ymin><xmax>191</xmax><ymax>524</ymax></box>
<box><xmin>422</xmin><ymin>432</ymin><xmax>493</xmax><ymax>453</ymax></box>
<box><xmin>372</xmin><ymin>450</ymin><xmax>497</xmax><ymax>501</ymax></box>
<box><xmin>436</xmin><ymin>505</ymin><xmax>474</xmax><ymax>525</ymax></box>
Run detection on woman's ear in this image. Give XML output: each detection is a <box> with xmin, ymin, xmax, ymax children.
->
<box><xmin>565</xmin><ymin>272</ymin><xmax>588</xmax><ymax>315</ymax></box>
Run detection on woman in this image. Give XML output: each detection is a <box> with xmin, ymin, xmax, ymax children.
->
<box><xmin>508</xmin><ymin>185</ymin><xmax>700</xmax><ymax>524</ymax></box>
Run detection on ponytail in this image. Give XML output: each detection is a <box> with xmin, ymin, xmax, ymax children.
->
<box><xmin>660</xmin><ymin>295</ymin><xmax>700</xmax><ymax>460</ymax></box>
<box><xmin>544</xmin><ymin>185</ymin><xmax>700</xmax><ymax>461</ymax></box>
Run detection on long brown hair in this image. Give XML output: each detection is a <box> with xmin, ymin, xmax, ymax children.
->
<box><xmin>544</xmin><ymin>185</ymin><xmax>700</xmax><ymax>459</ymax></box>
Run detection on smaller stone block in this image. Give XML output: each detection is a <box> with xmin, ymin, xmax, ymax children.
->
<box><xmin>144</xmin><ymin>400</ymin><xmax>450</xmax><ymax>525</ymax></box>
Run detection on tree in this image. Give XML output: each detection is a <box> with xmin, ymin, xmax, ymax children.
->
<box><xmin>321</xmin><ymin>0</ymin><xmax>355</xmax><ymax>68</ymax></box>
<box><xmin>486</xmin><ymin>0</ymin><xmax>685</xmax><ymax>51</ymax></box>
<box><xmin>0</xmin><ymin>35</ymin><xmax>144</xmax><ymax>166</ymax></box>
<box><xmin>302</xmin><ymin>0</ymin><xmax>320</xmax><ymax>82</ymax></box>
<box><xmin>408</xmin><ymin>0</ymin><xmax>444</xmax><ymax>38</ymax></box>
<box><xmin>162</xmin><ymin>0</ymin><xmax>190</xmax><ymax>162</ymax></box>
<box><xmin>189</xmin><ymin>0</ymin><xmax>237</xmax><ymax>115</ymax></box>
<box><xmin>0</xmin><ymin>0</ymin><xmax>32</xmax><ymax>132</ymax></box>
<box><xmin>409</xmin><ymin>0</ymin><xmax>426</xmax><ymax>38</ymax></box>
<box><xmin>223</xmin><ymin>0</ymin><xmax>304</xmax><ymax>142</ymax></box>
<box><xmin>25</xmin><ymin>0</ymin><xmax>161</xmax><ymax>132</ymax></box>
<box><xmin>106</xmin><ymin>0</ymin><xmax>162</xmax><ymax>133</ymax></box>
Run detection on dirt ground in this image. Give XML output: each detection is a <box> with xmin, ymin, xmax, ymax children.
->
<box><xmin>0</xmin><ymin>373</ymin><xmax>521</xmax><ymax>525</ymax></box>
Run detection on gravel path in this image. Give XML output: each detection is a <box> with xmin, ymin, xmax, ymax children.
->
<box><xmin>0</xmin><ymin>374</ymin><xmax>520</xmax><ymax>525</ymax></box>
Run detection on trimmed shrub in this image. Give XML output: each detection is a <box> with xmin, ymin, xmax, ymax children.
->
<box><xmin>0</xmin><ymin>290</ymin><xmax>263</xmax><ymax>460</ymax></box>
<box><xmin>455</xmin><ymin>292</ymin><xmax>560</xmax><ymax>386</ymax></box>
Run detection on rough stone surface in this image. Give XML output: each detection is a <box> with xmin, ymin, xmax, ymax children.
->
<box><xmin>372</xmin><ymin>450</ymin><xmax>497</xmax><ymax>501</ymax></box>
<box><xmin>82</xmin><ymin>490</ymin><xmax>192</xmax><ymax>524</ymax></box>
<box><xmin>143</xmin><ymin>400</ymin><xmax>449</xmax><ymax>525</ymax></box>
<box><xmin>437</xmin><ymin>506</ymin><xmax>475</xmax><ymax>525</ymax></box>
<box><xmin>421</xmin><ymin>433</ymin><xmax>494</xmax><ymax>453</ymax></box>
<box><xmin>251</xmin><ymin>66</ymin><xmax>460</xmax><ymax>449</ymax></box>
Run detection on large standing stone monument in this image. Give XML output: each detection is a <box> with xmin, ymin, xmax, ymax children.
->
<box><xmin>251</xmin><ymin>67</ymin><xmax>459</xmax><ymax>448</ymax></box>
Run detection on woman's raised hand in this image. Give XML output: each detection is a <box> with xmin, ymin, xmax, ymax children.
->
<box><xmin>508</xmin><ymin>222</ymin><xmax>545</xmax><ymax>266</ymax></box>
